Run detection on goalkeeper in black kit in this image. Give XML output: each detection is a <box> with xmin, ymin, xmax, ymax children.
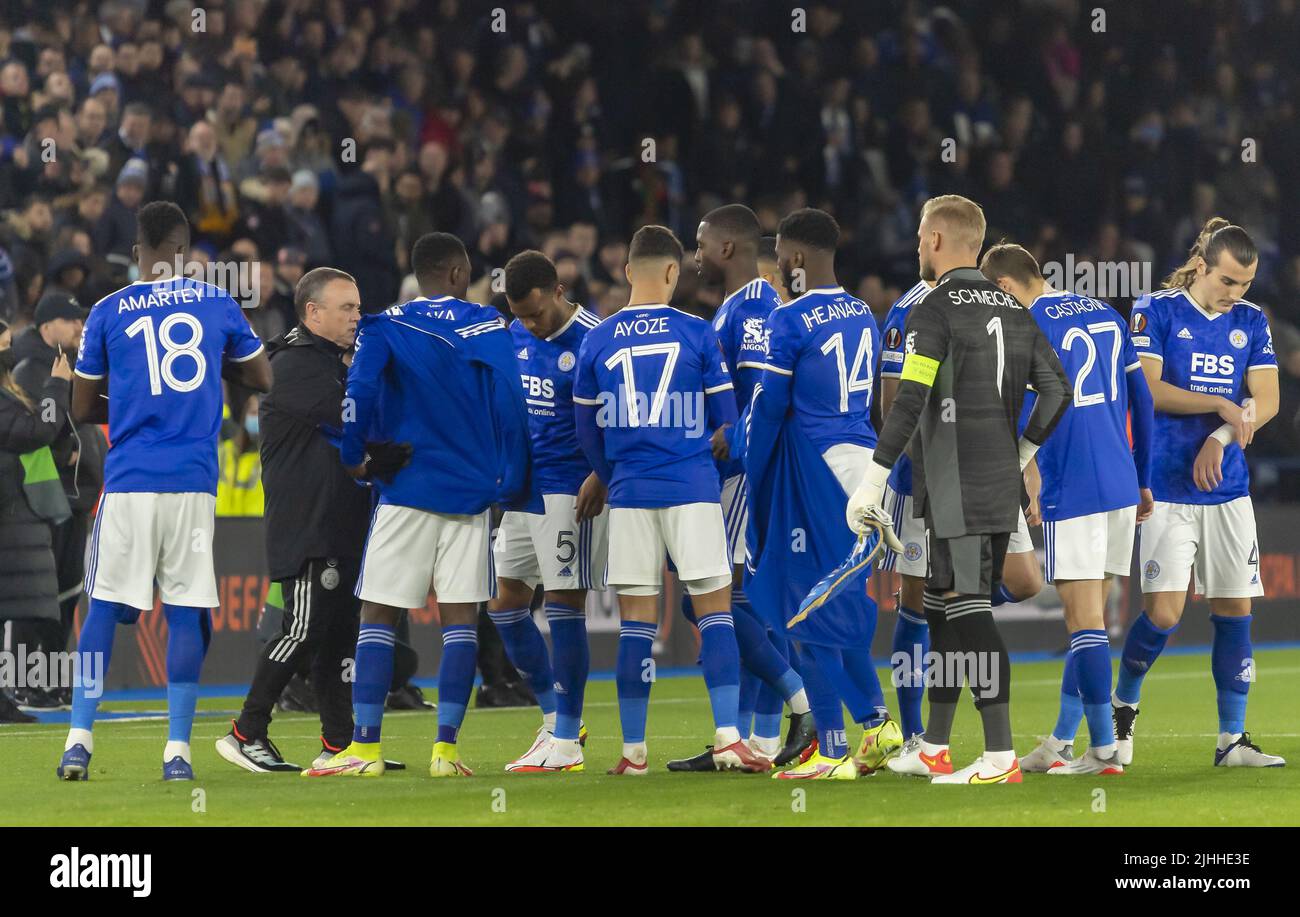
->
<box><xmin>847</xmin><ymin>196</ymin><xmax>1071</xmax><ymax>785</ymax></box>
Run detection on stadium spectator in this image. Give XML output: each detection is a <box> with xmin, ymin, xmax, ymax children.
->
<box><xmin>0</xmin><ymin>317</ymin><xmax>72</xmax><ymax>721</ymax></box>
<box><xmin>10</xmin><ymin>292</ymin><xmax>105</xmax><ymax>705</ymax></box>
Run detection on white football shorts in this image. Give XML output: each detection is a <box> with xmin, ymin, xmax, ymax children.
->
<box><xmin>357</xmin><ymin>504</ymin><xmax>493</xmax><ymax>607</ymax></box>
<box><xmin>607</xmin><ymin>502</ymin><xmax>731</xmax><ymax>596</ymax></box>
<box><xmin>85</xmin><ymin>492</ymin><xmax>219</xmax><ymax>610</ymax></box>
<box><xmin>493</xmin><ymin>493</ymin><xmax>609</xmax><ymax>592</ymax></box>
<box><xmin>1043</xmin><ymin>506</ymin><xmax>1136</xmax><ymax>582</ymax></box>
<box><xmin>1138</xmin><ymin>496</ymin><xmax>1263</xmax><ymax>598</ymax></box>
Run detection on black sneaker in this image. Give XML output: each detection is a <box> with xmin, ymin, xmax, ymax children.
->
<box><xmin>214</xmin><ymin>727</ymin><xmax>300</xmax><ymax>773</ymax></box>
<box><xmin>1113</xmin><ymin>701</ymin><xmax>1138</xmax><ymax>766</ymax></box>
<box><xmin>773</xmin><ymin>710</ymin><xmax>817</xmax><ymax>766</ymax></box>
<box><xmin>276</xmin><ymin>673</ymin><xmax>317</xmax><ymax>713</ymax></box>
<box><xmin>14</xmin><ymin>687</ymin><xmax>63</xmax><ymax>710</ymax></box>
<box><xmin>386</xmin><ymin>683</ymin><xmax>436</xmax><ymax>711</ymax></box>
<box><xmin>666</xmin><ymin>746</ymin><xmax>717</xmax><ymax>772</ymax></box>
<box><xmin>0</xmin><ymin>690</ymin><xmax>36</xmax><ymax>724</ymax></box>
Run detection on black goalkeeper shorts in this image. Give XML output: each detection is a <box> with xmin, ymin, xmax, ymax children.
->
<box><xmin>927</xmin><ymin>532</ymin><xmax>1010</xmax><ymax>596</ymax></box>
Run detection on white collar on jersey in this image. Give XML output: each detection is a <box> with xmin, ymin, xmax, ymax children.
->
<box><xmin>545</xmin><ymin>302</ymin><xmax>586</xmax><ymax>341</ymax></box>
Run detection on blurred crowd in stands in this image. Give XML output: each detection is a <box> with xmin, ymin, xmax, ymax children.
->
<box><xmin>1</xmin><ymin>0</ymin><xmax>1297</xmax><ymax>491</ymax></box>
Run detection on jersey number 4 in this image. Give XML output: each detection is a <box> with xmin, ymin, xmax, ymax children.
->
<box><xmin>820</xmin><ymin>329</ymin><xmax>873</xmax><ymax>412</ymax></box>
<box><xmin>125</xmin><ymin>313</ymin><xmax>207</xmax><ymax>396</ymax></box>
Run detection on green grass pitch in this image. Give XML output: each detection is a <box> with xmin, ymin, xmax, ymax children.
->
<box><xmin>3</xmin><ymin>648</ymin><xmax>1297</xmax><ymax>826</ymax></box>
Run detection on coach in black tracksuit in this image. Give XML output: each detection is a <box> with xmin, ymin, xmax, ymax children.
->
<box><xmin>218</xmin><ymin>267</ymin><xmax>408</xmax><ymax>772</ymax></box>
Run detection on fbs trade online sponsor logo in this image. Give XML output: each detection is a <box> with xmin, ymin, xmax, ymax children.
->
<box><xmin>50</xmin><ymin>848</ymin><xmax>152</xmax><ymax>897</ymax></box>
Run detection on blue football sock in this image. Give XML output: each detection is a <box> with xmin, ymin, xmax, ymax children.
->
<box><xmin>753</xmin><ymin>684</ymin><xmax>784</xmax><ymax>740</ymax></box>
<box><xmin>801</xmin><ymin>645</ymin><xmax>848</xmax><ymax>758</ymax></box>
<box><xmin>545</xmin><ymin>602</ymin><xmax>589</xmax><ymax>741</ymax></box>
<box><xmin>991</xmin><ymin>583</ymin><xmax>1019</xmax><ymax>607</ymax></box>
<box><xmin>697</xmin><ymin>612</ymin><xmax>740</xmax><ymax>731</ymax></box>
<box><xmin>1071</xmin><ymin>629</ymin><xmax>1115</xmax><ymax>749</ymax></box>
<box><xmin>892</xmin><ymin>606</ymin><xmax>929</xmax><ymax>738</ymax></box>
<box><xmin>70</xmin><ymin>598</ymin><xmax>121</xmax><ymax>732</ymax></box>
<box><xmin>737</xmin><ymin>668</ymin><xmax>760</xmax><ymax>739</ymax></box>
<box><xmin>732</xmin><ymin>597</ymin><xmax>799</xmax><ymax>696</ymax></box>
<box><xmin>487</xmin><ymin>606</ymin><xmax>556</xmax><ymax>716</ymax></box>
<box><xmin>842</xmin><ymin>646</ymin><xmax>888</xmax><ymax>727</ymax></box>
<box><xmin>680</xmin><ymin>593</ymin><xmax>697</xmax><ymax>625</ymax></box>
<box><xmin>1116</xmin><ymin>613</ymin><xmax>1176</xmax><ymax>705</ymax></box>
<box><xmin>1210</xmin><ymin>614</ymin><xmax>1252</xmax><ymax>735</ymax></box>
<box><xmin>352</xmin><ymin>623</ymin><xmax>395</xmax><ymax>744</ymax></box>
<box><xmin>436</xmin><ymin>625</ymin><xmax>478</xmax><ymax>745</ymax></box>
<box><xmin>1053</xmin><ymin>650</ymin><xmax>1084</xmax><ymax>743</ymax></box>
<box><xmin>616</xmin><ymin>621</ymin><xmax>657</xmax><ymax>744</ymax></box>
<box><xmin>163</xmin><ymin>605</ymin><xmax>205</xmax><ymax>744</ymax></box>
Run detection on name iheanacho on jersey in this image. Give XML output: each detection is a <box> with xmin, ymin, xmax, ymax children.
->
<box><xmin>801</xmin><ymin>298</ymin><xmax>871</xmax><ymax>330</ymax></box>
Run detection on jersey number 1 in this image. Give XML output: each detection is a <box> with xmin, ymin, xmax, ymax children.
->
<box><xmin>125</xmin><ymin>313</ymin><xmax>207</xmax><ymax>396</ymax></box>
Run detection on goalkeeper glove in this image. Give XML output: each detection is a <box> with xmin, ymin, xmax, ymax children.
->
<box><xmin>364</xmin><ymin>440</ymin><xmax>414</xmax><ymax>482</ymax></box>
<box><xmin>845</xmin><ymin>459</ymin><xmax>905</xmax><ymax>553</ymax></box>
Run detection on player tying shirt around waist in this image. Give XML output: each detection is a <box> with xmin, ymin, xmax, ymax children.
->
<box><xmin>672</xmin><ymin>203</ymin><xmax>814</xmax><ymax>772</ymax></box>
<box><xmin>1117</xmin><ymin>219</ymin><xmax>1284</xmax><ymax>769</ymax></box>
<box><xmin>488</xmin><ymin>250</ymin><xmax>607</xmax><ymax>774</ymax></box>
<box><xmin>982</xmin><ymin>244</ymin><xmax>1155</xmax><ymax>776</ymax></box>
<box><xmin>573</xmin><ymin>225</ymin><xmax>770</xmax><ymax>775</ymax></box>
<box><xmin>744</xmin><ymin>208</ymin><xmax>904</xmax><ymax>780</ymax></box>
<box><xmin>60</xmin><ymin>202</ymin><xmax>271</xmax><ymax>782</ymax></box>
<box><xmin>305</xmin><ymin>232</ymin><xmax>542</xmax><ymax>779</ymax></box>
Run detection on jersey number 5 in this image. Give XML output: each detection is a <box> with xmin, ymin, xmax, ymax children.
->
<box><xmin>125</xmin><ymin>313</ymin><xmax>207</xmax><ymax>396</ymax></box>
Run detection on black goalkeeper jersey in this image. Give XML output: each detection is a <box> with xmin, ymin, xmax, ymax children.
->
<box><xmin>874</xmin><ymin>267</ymin><xmax>1071</xmax><ymax>538</ymax></box>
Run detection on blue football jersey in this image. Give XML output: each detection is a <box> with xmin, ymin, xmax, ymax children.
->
<box><xmin>714</xmin><ymin>277</ymin><xmax>781</xmax><ymax>478</ymax></box>
<box><xmin>877</xmin><ymin>281</ymin><xmax>929</xmax><ymax>495</ymax></box>
<box><xmin>75</xmin><ymin>277</ymin><xmax>263</xmax><ymax>495</ymax></box>
<box><xmin>1131</xmin><ymin>288</ymin><xmax>1277</xmax><ymax>505</ymax></box>
<box><xmin>510</xmin><ymin>305</ymin><xmax>601</xmax><ymax>495</ymax></box>
<box><xmin>573</xmin><ymin>304</ymin><xmax>737</xmax><ymax>508</ymax></box>
<box><xmin>763</xmin><ymin>287</ymin><xmax>880</xmax><ymax>454</ymax></box>
<box><xmin>1028</xmin><ymin>291</ymin><xmax>1142</xmax><ymax>520</ymax></box>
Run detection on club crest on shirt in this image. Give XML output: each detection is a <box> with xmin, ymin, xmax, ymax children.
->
<box><xmin>558</xmin><ymin>351</ymin><xmax>576</xmax><ymax>371</ymax></box>
<box><xmin>905</xmin><ymin>330</ymin><xmax>917</xmax><ymax>354</ymax></box>
<box><xmin>1229</xmin><ymin>329</ymin><xmax>1247</xmax><ymax>349</ymax></box>
<box><xmin>741</xmin><ymin>317</ymin><xmax>770</xmax><ymax>352</ymax></box>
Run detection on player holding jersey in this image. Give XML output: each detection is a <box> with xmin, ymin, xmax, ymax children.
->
<box><xmin>1118</xmin><ymin>219</ymin><xmax>1284</xmax><ymax>768</ymax></box>
<box><xmin>574</xmin><ymin>225</ymin><xmax>769</xmax><ymax>775</ymax></box>
<box><xmin>690</xmin><ymin>204</ymin><xmax>813</xmax><ymax>766</ymax></box>
<box><xmin>746</xmin><ymin>207</ymin><xmax>901</xmax><ymax>779</ymax></box>
<box><xmin>306</xmin><ymin>232</ymin><xmax>540</xmax><ymax>779</ymax></box>
<box><xmin>59</xmin><ymin>202</ymin><xmax>271</xmax><ymax>781</ymax></box>
<box><xmin>490</xmin><ymin>250</ymin><xmax>607</xmax><ymax>773</ymax></box>
<box><xmin>981</xmin><ymin>244</ymin><xmax>1155</xmax><ymax>776</ymax></box>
